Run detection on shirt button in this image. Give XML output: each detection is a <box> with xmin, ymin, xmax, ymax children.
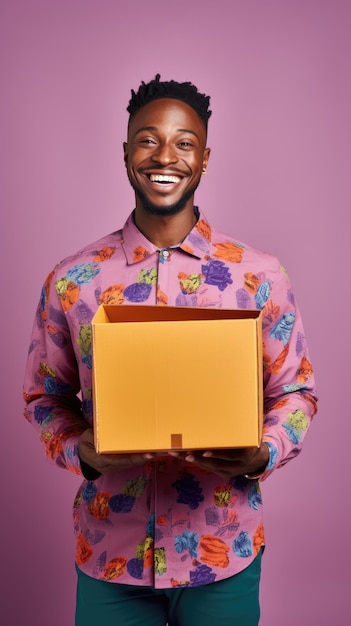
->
<box><xmin>162</xmin><ymin>250</ymin><xmax>170</xmax><ymax>258</ymax></box>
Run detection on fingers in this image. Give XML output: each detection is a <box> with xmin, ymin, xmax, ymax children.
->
<box><xmin>78</xmin><ymin>429</ymin><xmax>153</xmax><ymax>475</ymax></box>
<box><xmin>88</xmin><ymin>452</ymin><xmax>152</xmax><ymax>475</ymax></box>
<box><xmin>168</xmin><ymin>448</ymin><xmax>250</xmax><ymax>461</ymax></box>
<box><xmin>165</xmin><ymin>446</ymin><xmax>268</xmax><ymax>479</ymax></box>
<box><xmin>184</xmin><ymin>455</ymin><xmax>244</xmax><ymax>479</ymax></box>
<box><xmin>167</xmin><ymin>448</ymin><xmax>245</xmax><ymax>477</ymax></box>
<box><xmin>78</xmin><ymin>433</ymin><xmax>267</xmax><ymax>477</ymax></box>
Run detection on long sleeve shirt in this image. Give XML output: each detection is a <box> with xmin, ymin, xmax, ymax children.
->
<box><xmin>23</xmin><ymin>208</ymin><xmax>317</xmax><ymax>588</ymax></box>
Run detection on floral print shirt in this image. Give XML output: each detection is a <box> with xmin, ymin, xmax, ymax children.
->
<box><xmin>23</xmin><ymin>209</ymin><xmax>317</xmax><ymax>588</ymax></box>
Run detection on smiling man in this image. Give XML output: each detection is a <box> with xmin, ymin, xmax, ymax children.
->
<box><xmin>125</xmin><ymin>97</ymin><xmax>210</xmax><ymax>217</ymax></box>
<box><xmin>124</xmin><ymin>92</ymin><xmax>210</xmax><ymax>250</ymax></box>
<box><xmin>23</xmin><ymin>75</ymin><xmax>317</xmax><ymax>626</ymax></box>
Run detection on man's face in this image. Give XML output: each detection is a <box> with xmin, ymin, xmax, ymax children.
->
<box><xmin>123</xmin><ymin>98</ymin><xmax>210</xmax><ymax>216</ymax></box>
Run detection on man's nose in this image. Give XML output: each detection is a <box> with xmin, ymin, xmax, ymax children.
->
<box><xmin>151</xmin><ymin>142</ymin><xmax>178</xmax><ymax>165</ymax></box>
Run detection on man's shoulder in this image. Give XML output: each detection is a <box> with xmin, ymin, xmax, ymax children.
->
<box><xmin>52</xmin><ymin>228</ymin><xmax>124</xmax><ymax>277</ymax></box>
<box><xmin>208</xmin><ymin>221</ymin><xmax>281</xmax><ymax>272</ymax></box>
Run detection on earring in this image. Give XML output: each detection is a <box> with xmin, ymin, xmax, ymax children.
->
<box><xmin>202</xmin><ymin>167</ymin><xmax>207</xmax><ymax>174</ymax></box>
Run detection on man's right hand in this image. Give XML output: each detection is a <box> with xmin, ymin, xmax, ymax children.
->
<box><xmin>78</xmin><ymin>428</ymin><xmax>154</xmax><ymax>475</ymax></box>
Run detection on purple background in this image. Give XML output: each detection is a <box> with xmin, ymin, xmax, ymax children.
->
<box><xmin>2</xmin><ymin>1</ymin><xmax>350</xmax><ymax>624</ymax></box>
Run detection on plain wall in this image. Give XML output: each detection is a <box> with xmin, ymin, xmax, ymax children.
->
<box><xmin>1</xmin><ymin>1</ymin><xmax>350</xmax><ymax>624</ymax></box>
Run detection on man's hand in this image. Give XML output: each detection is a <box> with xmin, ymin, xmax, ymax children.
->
<box><xmin>168</xmin><ymin>443</ymin><xmax>270</xmax><ymax>479</ymax></box>
<box><xmin>78</xmin><ymin>430</ymin><xmax>269</xmax><ymax>479</ymax></box>
<box><xmin>78</xmin><ymin>428</ymin><xmax>154</xmax><ymax>475</ymax></box>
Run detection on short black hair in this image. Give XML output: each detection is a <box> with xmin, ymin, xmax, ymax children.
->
<box><xmin>127</xmin><ymin>74</ymin><xmax>212</xmax><ymax>129</ymax></box>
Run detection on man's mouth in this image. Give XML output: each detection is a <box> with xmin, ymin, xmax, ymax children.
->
<box><xmin>148</xmin><ymin>174</ymin><xmax>182</xmax><ymax>184</ymax></box>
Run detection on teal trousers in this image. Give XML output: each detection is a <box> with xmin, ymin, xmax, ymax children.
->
<box><xmin>75</xmin><ymin>549</ymin><xmax>263</xmax><ymax>626</ymax></box>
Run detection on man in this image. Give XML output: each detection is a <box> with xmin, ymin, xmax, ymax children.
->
<box><xmin>23</xmin><ymin>75</ymin><xmax>317</xmax><ymax>625</ymax></box>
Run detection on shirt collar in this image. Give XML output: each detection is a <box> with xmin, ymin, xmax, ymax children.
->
<box><xmin>121</xmin><ymin>208</ymin><xmax>213</xmax><ymax>265</ymax></box>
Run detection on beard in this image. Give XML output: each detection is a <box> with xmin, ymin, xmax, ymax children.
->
<box><xmin>129</xmin><ymin>176</ymin><xmax>200</xmax><ymax>217</ymax></box>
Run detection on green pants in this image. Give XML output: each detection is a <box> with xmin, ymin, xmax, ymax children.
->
<box><xmin>75</xmin><ymin>549</ymin><xmax>263</xmax><ymax>626</ymax></box>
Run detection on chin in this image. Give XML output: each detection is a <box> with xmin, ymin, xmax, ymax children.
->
<box><xmin>141</xmin><ymin>202</ymin><xmax>187</xmax><ymax>217</ymax></box>
<box><xmin>135</xmin><ymin>187</ymin><xmax>198</xmax><ymax>217</ymax></box>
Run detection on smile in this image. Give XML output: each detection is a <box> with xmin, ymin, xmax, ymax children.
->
<box><xmin>148</xmin><ymin>174</ymin><xmax>182</xmax><ymax>184</ymax></box>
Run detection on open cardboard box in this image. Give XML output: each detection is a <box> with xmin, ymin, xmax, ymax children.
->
<box><xmin>92</xmin><ymin>305</ymin><xmax>263</xmax><ymax>453</ymax></box>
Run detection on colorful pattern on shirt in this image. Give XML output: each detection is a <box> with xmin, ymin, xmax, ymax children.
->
<box><xmin>23</xmin><ymin>209</ymin><xmax>317</xmax><ymax>588</ymax></box>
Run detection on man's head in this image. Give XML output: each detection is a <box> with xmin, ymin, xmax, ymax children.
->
<box><xmin>124</xmin><ymin>75</ymin><xmax>211</xmax><ymax>219</ymax></box>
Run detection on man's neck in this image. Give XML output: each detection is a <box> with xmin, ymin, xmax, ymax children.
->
<box><xmin>134</xmin><ymin>205</ymin><xmax>198</xmax><ymax>249</ymax></box>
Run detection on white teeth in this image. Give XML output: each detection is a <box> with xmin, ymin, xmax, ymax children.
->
<box><xmin>149</xmin><ymin>174</ymin><xmax>181</xmax><ymax>183</ymax></box>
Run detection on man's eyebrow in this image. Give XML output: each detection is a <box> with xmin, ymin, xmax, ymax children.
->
<box><xmin>177</xmin><ymin>128</ymin><xmax>200</xmax><ymax>140</ymax></box>
<box><xmin>134</xmin><ymin>126</ymin><xmax>158</xmax><ymax>135</ymax></box>
<box><xmin>133</xmin><ymin>126</ymin><xmax>200</xmax><ymax>140</ymax></box>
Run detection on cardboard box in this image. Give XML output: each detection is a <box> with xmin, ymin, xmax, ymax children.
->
<box><xmin>92</xmin><ymin>305</ymin><xmax>263</xmax><ymax>453</ymax></box>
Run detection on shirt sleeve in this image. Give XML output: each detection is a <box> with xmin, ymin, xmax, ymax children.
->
<box><xmin>258</xmin><ymin>262</ymin><xmax>318</xmax><ymax>480</ymax></box>
<box><xmin>23</xmin><ymin>268</ymin><xmax>88</xmax><ymax>475</ymax></box>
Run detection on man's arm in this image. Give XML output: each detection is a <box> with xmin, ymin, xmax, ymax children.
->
<box><xmin>23</xmin><ymin>269</ymin><xmax>90</xmax><ymax>475</ymax></box>
<box><xmin>169</xmin><ymin>262</ymin><xmax>318</xmax><ymax>479</ymax></box>
<box><xmin>23</xmin><ymin>269</ymin><xmax>155</xmax><ymax>478</ymax></box>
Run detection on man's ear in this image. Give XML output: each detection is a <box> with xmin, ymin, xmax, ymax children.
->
<box><xmin>203</xmin><ymin>147</ymin><xmax>211</xmax><ymax>170</ymax></box>
<box><xmin>123</xmin><ymin>142</ymin><xmax>128</xmax><ymax>167</ymax></box>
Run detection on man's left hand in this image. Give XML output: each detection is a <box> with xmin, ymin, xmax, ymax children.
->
<box><xmin>168</xmin><ymin>443</ymin><xmax>269</xmax><ymax>479</ymax></box>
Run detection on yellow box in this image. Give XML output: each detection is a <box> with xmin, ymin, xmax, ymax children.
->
<box><xmin>92</xmin><ymin>305</ymin><xmax>263</xmax><ymax>453</ymax></box>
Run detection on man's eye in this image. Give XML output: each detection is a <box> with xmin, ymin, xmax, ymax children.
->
<box><xmin>179</xmin><ymin>141</ymin><xmax>192</xmax><ymax>148</ymax></box>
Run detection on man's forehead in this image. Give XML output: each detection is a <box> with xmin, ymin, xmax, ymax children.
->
<box><xmin>128</xmin><ymin>98</ymin><xmax>207</xmax><ymax>133</ymax></box>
